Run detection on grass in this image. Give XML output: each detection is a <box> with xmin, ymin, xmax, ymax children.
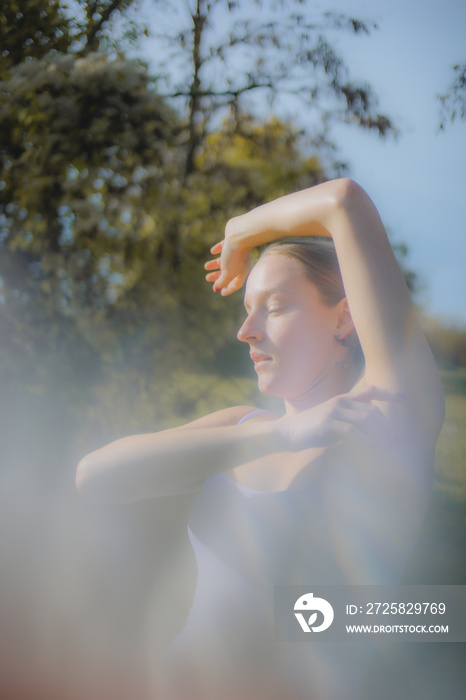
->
<box><xmin>434</xmin><ymin>391</ymin><xmax>466</xmax><ymax>502</ymax></box>
<box><xmin>403</xmin><ymin>373</ymin><xmax>466</xmax><ymax>585</ymax></box>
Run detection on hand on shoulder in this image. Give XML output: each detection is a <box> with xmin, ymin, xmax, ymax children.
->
<box><xmin>275</xmin><ymin>384</ymin><xmax>405</xmax><ymax>453</ymax></box>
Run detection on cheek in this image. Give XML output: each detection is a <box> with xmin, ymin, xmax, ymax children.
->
<box><xmin>277</xmin><ymin>316</ymin><xmax>332</xmax><ymax>367</ymax></box>
<box><xmin>278</xmin><ymin>314</ymin><xmax>316</xmax><ymax>346</ymax></box>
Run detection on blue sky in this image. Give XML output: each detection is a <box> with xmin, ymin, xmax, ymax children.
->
<box><xmin>137</xmin><ymin>0</ymin><xmax>465</xmax><ymax>324</ymax></box>
<box><xmin>326</xmin><ymin>0</ymin><xmax>466</xmax><ymax>325</ymax></box>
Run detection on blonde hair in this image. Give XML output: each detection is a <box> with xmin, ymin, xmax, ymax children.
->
<box><xmin>259</xmin><ymin>237</ymin><xmax>365</xmax><ymax>369</ymax></box>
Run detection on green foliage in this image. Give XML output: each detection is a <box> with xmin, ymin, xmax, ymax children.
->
<box><xmin>438</xmin><ymin>63</ymin><xmax>466</xmax><ymax>129</ymax></box>
<box><xmin>421</xmin><ymin>316</ymin><xmax>466</xmax><ymax>369</ymax></box>
<box><xmin>149</xmin><ymin>0</ymin><xmax>395</xmax><ymax>129</ymax></box>
<box><xmin>77</xmin><ymin>0</ymin><xmax>138</xmax><ymax>53</ymax></box>
<box><xmin>144</xmin><ymin>0</ymin><xmax>397</xmax><ymax>178</ymax></box>
<box><xmin>87</xmin><ymin>114</ymin><xmax>328</xmax><ymax>426</ymax></box>
<box><xmin>195</xmin><ymin>115</ymin><xmax>326</xmax><ymax>204</ymax></box>
<box><xmin>0</xmin><ymin>0</ymin><xmax>73</xmax><ymax>73</ymax></box>
<box><xmin>0</xmin><ymin>6</ymin><xmax>330</xmax><ymax>424</ymax></box>
<box><xmin>435</xmin><ymin>391</ymin><xmax>466</xmax><ymax>501</ymax></box>
<box><xmin>0</xmin><ymin>50</ymin><xmax>177</xmax><ymax>373</ymax></box>
<box><xmin>0</xmin><ymin>0</ymin><xmax>412</xmax><ymax>429</ymax></box>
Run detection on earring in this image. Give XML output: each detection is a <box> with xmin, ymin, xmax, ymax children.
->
<box><xmin>335</xmin><ymin>333</ymin><xmax>352</xmax><ymax>348</ymax></box>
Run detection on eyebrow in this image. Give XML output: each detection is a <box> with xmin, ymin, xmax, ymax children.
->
<box><xmin>243</xmin><ymin>286</ymin><xmax>294</xmax><ymax>309</ymax></box>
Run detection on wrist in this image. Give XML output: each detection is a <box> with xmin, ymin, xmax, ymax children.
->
<box><xmin>264</xmin><ymin>415</ymin><xmax>292</xmax><ymax>453</ymax></box>
<box><xmin>239</xmin><ymin>415</ymin><xmax>290</xmax><ymax>456</ymax></box>
<box><xmin>225</xmin><ymin>208</ymin><xmax>273</xmax><ymax>251</ymax></box>
<box><xmin>225</xmin><ymin>215</ymin><xmax>248</xmax><ymax>248</ymax></box>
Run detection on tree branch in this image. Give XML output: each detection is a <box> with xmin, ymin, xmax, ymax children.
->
<box><xmin>159</xmin><ymin>80</ymin><xmax>275</xmax><ymax>100</ymax></box>
<box><xmin>83</xmin><ymin>0</ymin><xmax>126</xmax><ymax>53</ymax></box>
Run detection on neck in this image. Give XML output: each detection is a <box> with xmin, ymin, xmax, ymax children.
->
<box><xmin>284</xmin><ymin>362</ymin><xmax>362</xmax><ymax>415</ymax></box>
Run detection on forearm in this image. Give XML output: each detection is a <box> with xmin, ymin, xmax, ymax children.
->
<box><xmin>76</xmin><ymin>420</ymin><xmax>284</xmax><ymax>503</ymax></box>
<box><xmin>225</xmin><ymin>179</ymin><xmax>352</xmax><ymax>248</ymax></box>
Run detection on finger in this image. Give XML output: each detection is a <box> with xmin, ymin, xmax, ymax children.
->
<box><xmin>334</xmin><ymin>397</ymin><xmax>375</xmax><ymax>412</ymax></box>
<box><xmin>204</xmin><ymin>258</ymin><xmax>221</xmax><ymax>270</ymax></box>
<box><xmin>333</xmin><ymin>405</ymin><xmax>373</xmax><ymax>423</ymax></box>
<box><xmin>210</xmin><ymin>241</ymin><xmax>224</xmax><ymax>254</ymax></box>
<box><xmin>205</xmin><ymin>271</ymin><xmax>221</xmax><ymax>283</ymax></box>
<box><xmin>212</xmin><ymin>272</ymin><xmax>227</xmax><ymax>291</ymax></box>
<box><xmin>335</xmin><ymin>405</ymin><xmax>392</xmax><ymax>447</ymax></box>
<box><xmin>220</xmin><ymin>284</ymin><xmax>235</xmax><ymax>296</ymax></box>
<box><xmin>332</xmin><ymin>396</ymin><xmax>390</xmax><ymax>415</ymax></box>
<box><xmin>348</xmin><ymin>385</ymin><xmax>405</xmax><ymax>404</ymax></box>
<box><xmin>220</xmin><ymin>275</ymin><xmax>245</xmax><ymax>296</ymax></box>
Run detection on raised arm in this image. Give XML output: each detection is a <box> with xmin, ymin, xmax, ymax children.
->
<box><xmin>206</xmin><ymin>179</ymin><xmax>444</xmax><ymax>441</ymax></box>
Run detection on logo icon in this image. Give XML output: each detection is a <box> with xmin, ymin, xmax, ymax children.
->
<box><xmin>294</xmin><ymin>592</ymin><xmax>334</xmax><ymax>633</ymax></box>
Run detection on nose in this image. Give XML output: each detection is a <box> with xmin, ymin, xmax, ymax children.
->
<box><xmin>237</xmin><ymin>313</ymin><xmax>263</xmax><ymax>343</ymax></box>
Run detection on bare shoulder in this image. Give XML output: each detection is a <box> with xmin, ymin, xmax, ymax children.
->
<box><xmin>177</xmin><ymin>405</ymin><xmax>276</xmax><ymax>430</ymax></box>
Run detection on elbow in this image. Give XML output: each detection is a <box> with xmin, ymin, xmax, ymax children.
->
<box><xmin>75</xmin><ymin>453</ymin><xmax>109</xmax><ymax>502</ymax></box>
<box><xmin>75</xmin><ymin>455</ymin><xmax>95</xmax><ymax>500</ymax></box>
<box><xmin>332</xmin><ymin>177</ymin><xmax>367</xmax><ymax>209</ymax></box>
<box><xmin>324</xmin><ymin>178</ymin><xmax>376</xmax><ymax>232</ymax></box>
<box><xmin>75</xmin><ymin>447</ymin><xmax>157</xmax><ymax>503</ymax></box>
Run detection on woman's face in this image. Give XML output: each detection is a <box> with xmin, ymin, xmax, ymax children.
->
<box><xmin>237</xmin><ymin>253</ymin><xmax>343</xmax><ymax>400</ymax></box>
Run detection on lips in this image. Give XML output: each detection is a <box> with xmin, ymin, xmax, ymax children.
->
<box><xmin>250</xmin><ymin>351</ymin><xmax>272</xmax><ymax>364</ymax></box>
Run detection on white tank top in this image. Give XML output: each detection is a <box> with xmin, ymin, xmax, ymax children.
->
<box><xmin>158</xmin><ymin>410</ymin><xmax>417</xmax><ymax>700</ymax></box>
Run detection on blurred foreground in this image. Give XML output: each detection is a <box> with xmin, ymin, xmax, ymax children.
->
<box><xmin>0</xmin><ymin>369</ymin><xmax>465</xmax><ymax>700</ymax></box>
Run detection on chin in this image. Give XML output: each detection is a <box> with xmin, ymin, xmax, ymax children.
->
<box><xmin>257</xmin><ymin>374</ymin><xmax>296</xmax><ymax>399</ymax></box>
<box><xmin>257</xmin><ymin>367</ymin><xmax>320</xmax><ymax>400</ymax></box>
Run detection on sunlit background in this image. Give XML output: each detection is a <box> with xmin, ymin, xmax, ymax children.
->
<box><xmin>0</xmin><ymin>1</ymin><xmax>465</xmax><ymax>699</ymax></box>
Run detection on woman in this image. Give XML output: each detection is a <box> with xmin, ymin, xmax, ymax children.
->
<box><xmin>76</xmin><ymin>179</ymin><xmax>444</xmax><ymax>700</ymax></box>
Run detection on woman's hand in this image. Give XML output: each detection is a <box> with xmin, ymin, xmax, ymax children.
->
<box><xmin>276</xmin><ymin>385</ymin><xmax>405</xmax><ymax>453</ymax></box>
<box><xmin>204</xmin><ymin>226</ymin><xmax>251</xmax><ymax>295</ymax></box>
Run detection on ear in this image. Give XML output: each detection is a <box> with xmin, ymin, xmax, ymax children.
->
<box><xmin>334</xmin><ymin>298</ymin><xmax>355</xmax><ymax>340</ymax></box>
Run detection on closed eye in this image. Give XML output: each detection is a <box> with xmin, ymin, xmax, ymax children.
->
<box><xmin>268</xmin><ymin>305</ymin><xmax>288</xmax><ymax>315</ymax></box>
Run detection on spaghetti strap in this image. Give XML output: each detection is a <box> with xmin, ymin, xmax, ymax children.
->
<box><xmin>236</xmin><ymin>409</ymin><xmax>271</xmax><ymax>425</ymax></box>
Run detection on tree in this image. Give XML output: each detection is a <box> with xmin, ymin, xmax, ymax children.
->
<box><xmin>0</xmin><ymin>52</ymin><xmax>176</xmax><ymax>315</ymax></box>
<box><xmin>438</xmin><ymin>63</ymin><xmax>466</xmax><ymax>129</ymax></box>
<box><xmin>141</xmin><ymin>0</ymin><xmax>397</xmax><ymax>179</ymax></box>
<box><xmin>0</xmin><ymin>7</ymin><xmax>329</xmax><ymax>420</ymax></box>
<box><xmin>0</xmin><ymin>0</ymin><xmax>73</xmax><ymax>73</ymax></box>
<box><xmin>0</xmin><ymin>4</ymin><xmax>179</xmax><ymax>393</ymax></box>
<box><xmin>0</xmin><ymin>1</ymin><xmax>139</xmax><ymax>74</ymax></box>
<box><xmin>0</xmin><ymin>0</ymin><xmax>413</xmax><ymax>426</ymax></box>
<box><xmin>86</xmin><ymin>114</ymin><xmax>329</xmax><ymax>429</ymax></box>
